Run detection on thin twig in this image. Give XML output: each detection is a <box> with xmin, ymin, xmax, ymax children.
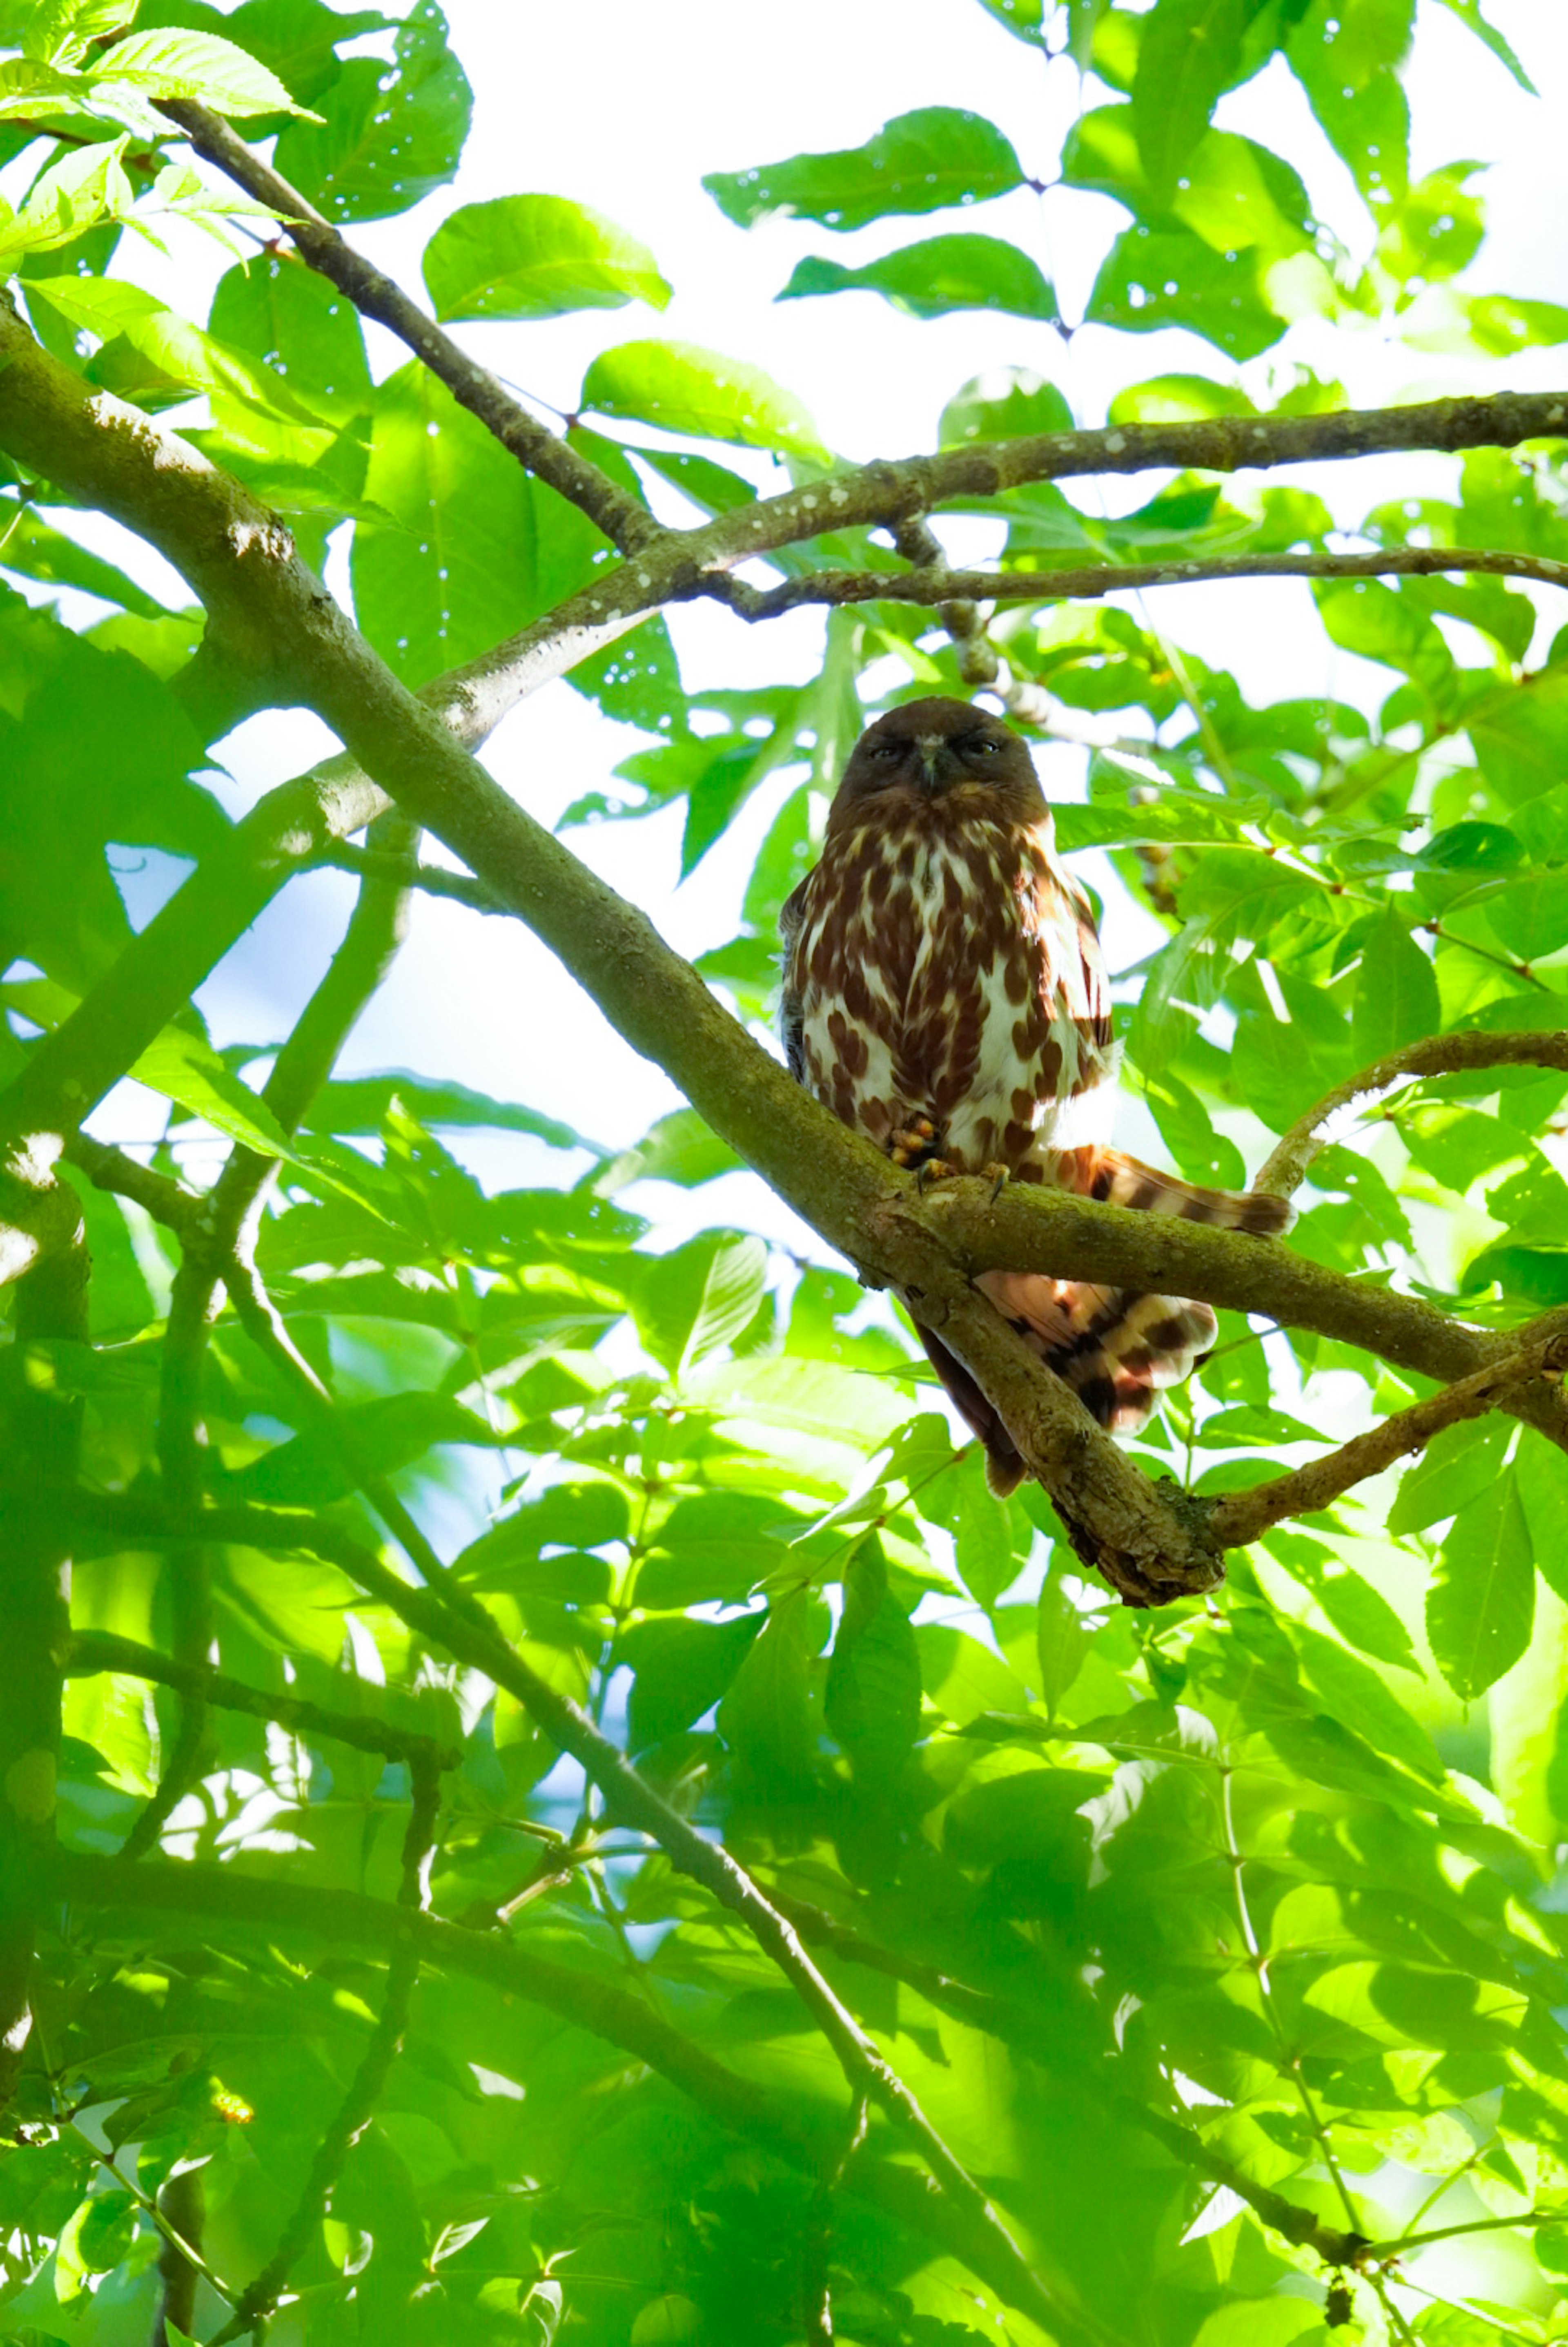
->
<box><xmin>67</xmin><ymin>1630</ymin><xmax>460</xmax><ymax>1774</ymax></box>
<box><xmin>706</xmin><ymin>544</ymin><xmax>1568</xmax><ymax>621</ymax></box>
<box><xmin>154</xmin><ymin>101</ymin><xmax>660</xmax><ymax>557</ymax></box>
<box><xmin>62</xmin><ymin>1133</ymin><xmax>202</xmax><ymax>1238</ymax></box>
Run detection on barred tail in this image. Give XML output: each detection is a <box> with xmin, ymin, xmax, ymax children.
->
<box><xmin>1042</xmin><ymin>1144</ymin><xmax>1295</xmax><ymax>1237</ymax></box>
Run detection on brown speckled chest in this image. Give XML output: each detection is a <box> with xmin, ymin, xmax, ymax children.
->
<box><xmin>782</xmin><ymin>807</ymin><xmax>1114</xmax><ymax>1175</ymax></box>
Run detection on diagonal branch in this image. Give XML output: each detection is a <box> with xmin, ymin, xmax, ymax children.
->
<box><xmin>155</xmin><ymin>100</ymin><xmax>662</xmax><ymax>557</ymax></box>
<box><xmin>67</xmin><ymin>1629</ymin><xmax>461</xmax><ymax>1774</ymax></box>
<box><xmin>1207</xmin><ymin>1332</ymin><xmax>1568</xmax><ymax>1551</ymax></box>
<box><xmin>1254</xmin><ymin>1030</ymin><xmax>1568</xmax><ymax>1197</ymax></box>
<box><xmin>708</xmin><ymin>544</ymin><xmax>1568</xmax><ymax>621</ymax></box>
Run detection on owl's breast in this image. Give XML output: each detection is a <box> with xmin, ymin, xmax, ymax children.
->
<box><xmin>786</xmin><ymin>817</ymin><xmax>1112</xmax><ymax>1170</ymax></box>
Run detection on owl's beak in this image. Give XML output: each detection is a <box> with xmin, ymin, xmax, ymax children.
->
<box><xmin>916</xmin><ymin>734</ymin><xmax>951</xmax><ymax>792</ymax></box>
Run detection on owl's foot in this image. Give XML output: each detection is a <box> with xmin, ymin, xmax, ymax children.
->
<box><xmin>982</xmin><ymin>1162</ymin><xmax>1011</xmax><ymax>1203</ymax></box>
<box><xmin>915</xmin><ymin>1157</ymin><xmax>958</xmax><ymax>1192</ymax></box>
<box><xmin>888</xmin><ymin>1115</ymin><xmax>943</xmax><ymax>1170</ymax></box>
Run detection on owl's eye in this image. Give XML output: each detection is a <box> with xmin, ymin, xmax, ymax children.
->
<box><xmin>966</xmin><ymin>737</ymin><xmax>1001</xmax><ymax>757</ymax></box>
<box><xmin>866</xmin><ymin>742</ymin><xmax>903</xmax><ymax>762</ymax></box>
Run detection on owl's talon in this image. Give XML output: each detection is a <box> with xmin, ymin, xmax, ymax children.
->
<box><xmin>982</xmin><ymin>1162</ymin><xmax>1011</xmax><ymax>1203</ymax></box>
<box><xmin>915</xmin><ymin>1158</ymin><xmax>958</xmax><ymax>1193</ymax></box>
<box><xmin>889</xmin><ymin>1115</ymin><xmax>943</xmax><ymax>1170</ymax></box>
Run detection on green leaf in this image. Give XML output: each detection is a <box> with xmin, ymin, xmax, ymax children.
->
<box><xmin>579</xmin><ymin>340</ymin><xmax>827</xmax><ymax>460</ymax></box>
<box><xmin>630</xmin><ymin>1233</ymin><xmax>768</xmax><ymax>1376</ymax></box>
<box><xmin>780</xmin><ymin>233</ymin><xmax>1056</xmax><ymax>323</ymax></box>
<box><xmin>703</xmin><ymin>107</ymin><xmax>1024</xmax><ymax>233</ymax></box>
<box><xmin>130</xmin><ymin>1026</ymin><xmax>310</xmax><ymax>1163</ymax></box>
<box><xmin>301</xmin><ymin>1073</ymin><xmax>600</xmax><ymax>1155</ymax></box>
<box><xmin>271</xmin><ymin>0</ymin><xmax>470</xmax><ymax>224</ymax></box>
<box><xmin>1316</xmin><ymin>576</ymin><xmax>1455</xmax><ymax>711</ymax></box>
<box><xmin>1388</xmin><ymin>1417</ymin><xmax>1513</xmax><ymax>1537</ymax></box>
<box><xmin>1515</xmin><ymin>1431</ymin><xmax>1568</xmax><ymax>1610</ymax></box>
<box><xmin>824</xmin><ymin>1544</ymin><xmax>921</xmax><ymax>1778</ymax></box>
<box><xmin>351</xmin><ymin>361</ymin><xmax>541</xmax><ymax>683</ymax></box>
<box><xmin>1430</xmin><ymin>0</ymin><xmax>1535</xmax><ymax>91</ymax></box>
<box><xmin>1108</xmin><ymin>373</ymin><xmax>1255</xmax><ymax>426</ymax></box>
<box><xmin>938</xmin><ymin>365</ymin><xmax>1073</xmax><ymax>446</ymax></box>
<box><xmin>970</xmin><ymin>0</ymin><xmax>1045</xmax><ymax>42</ymax></box>
<box><xmin>0</xmin><ymin>502</ymin><xmax>170</xmax><ymax>616</ymax></box>
<box><xmin>1131</xmin><ymin>0</ymin><xmax>1249</xmax><ymax>205</ymax></box>
<box><xmin>209</xmin><ymin>250</ymin><xmax>371</xmax><ymax>424</ymax></box>
<box><xmin>422</xmin><ymin>194</ymin><xmax>669</xmax><ymax>322</ymax></box>
<box><xmin>1085</xmin><ymin>224</ymin><xmax>1289</xmax><ymax>359</ymax></box>
<box><xmin>1351</xmin><ymin>906</ymin><xmax>1440</xmax><ymax>1062</ymax></box>
<box><xmin>88</xmin><ymin>26</ymin><xmax>306</xmax><ymax>115</ymax></box>
<box><xmin>1287</xmin><ymin>0</ymin><xmax>1412</xmax><ymax>212</ymax></box>
<box><xmin>1427</xmin><ymin>1468</ymin><xmax>1535</xmax><ymax>1700</ymax></box>
<box><xmin>1036</xmin><ymin>1558</ymin><xmax>1089</xmax><ymax>1717</ymax></box>
<box><xmin>621</xmin><ymin>1611</ymin><xmax>765</xmax><ymax>1750</ymax></box>
<box><xmin>717</xmin><ymin>1587</ymin><xmax>821</xmax><ymax>1785</ymax></box>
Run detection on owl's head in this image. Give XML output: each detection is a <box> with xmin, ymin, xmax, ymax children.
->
<box><xmin>826</xmin><ymin>697</ymin><xmax>1047</xmax><ymax>834</ymax></box>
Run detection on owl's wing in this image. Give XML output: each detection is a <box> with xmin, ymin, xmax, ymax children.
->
<box><xmin>779</xmin><ymin>876</ymin><xmax>809</xmax><ymax>1084</ymax></box>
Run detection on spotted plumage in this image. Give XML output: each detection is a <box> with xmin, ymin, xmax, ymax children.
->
<box><xmin>781</xmin><ymin>696</ymin><xmax>1292</xmax><ymax>1496</ymax></box>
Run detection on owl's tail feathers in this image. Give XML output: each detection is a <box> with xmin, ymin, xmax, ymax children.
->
<box><xmin>1045</xmin><ymin>1146</ymin><xmax>1295</xmax><ymax>1238</ymax></box>
<box><xmin>921</xmin><ymin>1275</ymin><xmax>1219</xmax><ymax>1497</ymax></box>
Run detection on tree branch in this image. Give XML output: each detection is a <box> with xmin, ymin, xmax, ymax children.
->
<box><xmin>708</xmin><ymin>544</ymin><xmax>1568</xmax><ymax>620</ymax></box>
<box><xmin>155</xmin><ymin>100</ymin><xmax>662</xmax><ymax>557</ymax></box>
<box><xmin>1207</xmin><ymin>1332</ymin><xmax>1568</xmax><ymax>1550</ymax></box>
<box><xmin>310</xmin><ymin>842</ymin><xmax>506</xmax><ymax>916</ymax></box>
<box><xmin>61</xmin><ymin>1132</ymin><xmax>202</xmax><ymax>1238</ymax></box>
<box><xmin>67</xmin><ymin>1629</ymin><xmax>461</xmax><ymax>1774</ymax></box>
<box><xmin>915</xmin><ymin>1177</ymin><xmax>1568</xmax><ymax>1455</ymax></box>
<box><xmin>56</xmin><ymin>1849</ymin><xmax>1099</xmax><ymax>2346</ymax></box>
<box><xmin>1254</xmin><ymin>1030</ymin><xmax>1568</xmax><ymax>1197</ymax></box>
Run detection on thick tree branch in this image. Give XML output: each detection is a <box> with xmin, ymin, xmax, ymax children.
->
<box><xmin>1254</xmin><ymin>1030</ymin><xmax>1568</xmax><ymax>1197</ymax></box>
<box><xmin>55</xmin><ymin>1850</ymin><xmax>1100</xmax><ymax>2346</ymax></box>
<box><xmin>708</xmin><ymin>544</ymin><xmax>1568</xmax><ymax>621</ymax></box>
<box><xmin>155</xmin><ymin>100</ymin><xmax>662</xmax><ymax>556</ymax></box>
<box><xmin>60</xmin><ymin>1489</ymin><xmax>1049</xmax><ymax>2318</ymax></box>
<box><xmin>915</xmin><ymin>1177</ymin><xmax>1568</xmax><ymax>1454</ymax></box>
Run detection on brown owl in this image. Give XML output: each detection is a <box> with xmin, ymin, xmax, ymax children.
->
<box><xmin>780</xmin><ymin>697</ymin><xmax>1292</xmax><ymax>1496</ymax></box>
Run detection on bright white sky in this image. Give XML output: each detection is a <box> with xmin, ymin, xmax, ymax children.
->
<box><xmin>51</xmin><ymin>0</ymin><xmax>1568</xmax><ymax>1252</ymax></box>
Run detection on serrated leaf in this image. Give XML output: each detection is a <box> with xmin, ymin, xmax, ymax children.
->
<box><xmin>423</xmin><ymin>193</ymin><xmax>669</xmax><ymax>323</ymax></box>
<box><xmin>89</xmin><ymin>27</ymin><xmax>306</xmax><ymax>116</ymax></box>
